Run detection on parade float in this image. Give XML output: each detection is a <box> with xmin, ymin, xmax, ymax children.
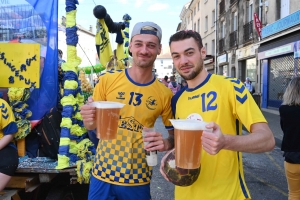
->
<box><xmin>0</xmin><ymin>0</ymin><xmax>131</xmax><ymax>198</ymax></box>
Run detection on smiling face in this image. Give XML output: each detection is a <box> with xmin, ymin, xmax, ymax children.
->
<box><xmin>170</xmin><ymin>37</ymin><xmax>206</xmax><ymax>81</ymax></box>
<box><xmin>129</xmin><ymin>34</ymin><xmax>162</xmax><ymax>69</ymax></box>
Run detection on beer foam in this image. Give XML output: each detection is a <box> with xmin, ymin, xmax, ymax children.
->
<box><xmin>92</xmin><ymin>101</ymin><xmax>125</xmax><ymax>109</ymax></box>
<box><xmin>169</xmin><ymin>119</ymin><xmax>209</xmax><ymax>130</ymax></box>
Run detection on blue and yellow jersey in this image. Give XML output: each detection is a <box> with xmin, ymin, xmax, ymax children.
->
<box><xmin>92</xmin><ymin>69</ymin><xmax>174</xmax><ymax>185</ymax></box>
<box><xmin>0</xmin><ymin>99</ymin><xmax>18</xmax><ymax>147</ymax></box>
<box><xmin>172</xmin><ymin>74</ymin><xmax>266</xmax><ymax>200</ymax></box>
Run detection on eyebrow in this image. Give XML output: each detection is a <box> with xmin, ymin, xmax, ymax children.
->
<box><xmin>133</xmin><ymin>40</ymin><xmax>157</xmax><ymax>45</ymax></box>
<box><xmin>171</xmin><ymin>47</ymin><xmax>195</xmax><ymax>55</ymax></box>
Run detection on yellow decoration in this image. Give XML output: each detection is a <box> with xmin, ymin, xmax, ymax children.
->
<box><xmin>0</xmin><ymin>43</ymin><xmax>40</xmax><ymax>88</ymax></box>
<box><xmin>73</xmin><ymin>112</ymin><xmax>83</xmax><ymax>120</ymax></box>
<box><xmin>95</xmin><ymin>19</ymin><xmax>113</xmax><ymax>66</ymax></box>
<box><xmin>59</xmin><ymin>137</ymin><xmax>70</xmax><ymax>146</ymax></box>
<box><xmin>76</xmin><ymin>160</ymin><xmax>93</xmax><ymax>184</ymax></box>
<box><xmin>66</xmin><ymin>10</ymin><xmax>77</xmax><ymax>28</ymax></box>
<box><xmin>61</xmin><ymin>95</ymin><xmax>77</xmax><ymax>106</ymax></box>
<box><xmin>70</xmin><ymin>124</ymin><xmax>86</xmax><ymax>136</ymax></box>
<box><xmin>61</xmin><ymin>118</ymin><xmax>73</xmax><ymax>128</ymax></box>
<box><xmin>56</xmin><ymin>154</ymin><xmax>70</xmax><ymax>169</ymax></box>
<box><xmin>64</xmin><ymin>80</ymin><xmax>78</xmax><ymax>89</ymax></box>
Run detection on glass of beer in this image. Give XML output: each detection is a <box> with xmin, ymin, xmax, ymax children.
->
<box><xmin>169</xmin><ymin>119</ymin><xmax>211</xmax><ymax>169</ymax></box>
<box><xmin>92</xmin><ymin>101</ymin><xmax>125</xmax><ymax>140</ymax></box>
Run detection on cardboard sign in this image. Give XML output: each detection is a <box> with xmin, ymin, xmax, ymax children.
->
<box><xmin>0</xmin><ymin>43</ymin><xmax>40</xmax><ymax>88</ymax></box>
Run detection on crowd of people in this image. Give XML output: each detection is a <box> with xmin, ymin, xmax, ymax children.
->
<box><xmin>1</xmin><ymin>19</ymin><xmax>299</xmax><ymax>200</ymax></box>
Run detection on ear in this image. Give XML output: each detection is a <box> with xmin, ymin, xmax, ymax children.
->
<box><xmin>200</xmin><ymin>46</ymin><xmax>206</xmax><ymax>59</ymax></box>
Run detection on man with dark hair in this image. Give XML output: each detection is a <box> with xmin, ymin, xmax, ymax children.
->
<box><xmin>160</xmin><ymin>30</ymin><xmax>275</xmax><ymax>200</ymax></box>
<box><xmin>80</xmin><ymin>21</ymin><xmax>174</xmax><ymax>200</ymax></box>
<box><xmin>162</xmin><ymin>75</ymin><xmax>169</xmax><ymax>87</ymax></box>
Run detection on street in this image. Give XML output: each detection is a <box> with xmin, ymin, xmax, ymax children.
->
<box><xmin>150</xmin><ymin>116</ymin><xmax>288</xmax><ymax>200</ymax></box>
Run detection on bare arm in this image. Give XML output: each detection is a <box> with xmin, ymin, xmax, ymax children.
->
<box><xmin>202</xmin><ymin>122</ymin><xmax>275</xmax><ymax>154</ymax></box>
<box><xmin>0</xmin><ymin>134</ymin><xmax>14</xmax><ymax>150</ymax></box>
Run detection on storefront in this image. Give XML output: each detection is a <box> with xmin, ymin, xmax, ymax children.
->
<box><xmin>236</xmin><ymin>44</ymin><xmax>258</xmax><ymax>85</ymax></box>
<box><xmin>217</xmin><ymin>53</ymin><xmax>228</xmax><ymax>76</ymax></box>
<box><xmin>204</xmin><ymin>55</ymin><xmax>214</xmax><ymax>74</ymax></box>
<box><xmin>258</xmin><ymin>10</ymin><xmax>300</xmax><ymax>109</ymax></box>
<box><xmin>258</xmin><ymin>36</ymin><xmax>300</xmax><ymax>108</ymax></box>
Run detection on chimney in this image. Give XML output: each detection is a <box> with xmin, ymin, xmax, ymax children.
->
<box><xmin>89</xmin><ymin>25</ymin><xmax>93</xmax><ymax>33</ymax></box>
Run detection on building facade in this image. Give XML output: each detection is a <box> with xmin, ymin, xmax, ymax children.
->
<box><xmin>178</xmin><ymin>0</ymin><xmax>216</xmax><ymax>74</ymax></box>
<box><xmin>217</xmin><ymin>0</ymin><xmax>260</xmax><ymax>92</ymax></box>
<box><xmin>154</xmin><ymin>49</ymin><xmax>174</xmax><ymax>80</ymax></box>
<box><xmin>257</xmin><ymin>0</ymin><xmax>300</xmax><ymax>109</ymax></box>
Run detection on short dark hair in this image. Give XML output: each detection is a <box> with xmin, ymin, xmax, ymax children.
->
<box><xmin>164</xmin><ymin>75</ymin><xmax>168</xmax><ymax>81</ymax></box>
<box><xmin>169</xmin><ymin>30</ymin><xmax>203</xmax><ymax>50</ymax></box>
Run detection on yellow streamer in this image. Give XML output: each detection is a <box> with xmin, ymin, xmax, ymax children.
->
<box><xmin>66</xmin><ymin>10</ymin><xmax>77</xmax><ymax>28</ymax></box>
<box><xmin>61</xmin><ymin>95</ymin><xmax>77</xmax><ymax>106</ymax></box>
<box><xmin>59</xmin><ymin>137</ymin><xmax>70</xmax><ymax>146</ymax></box>
<box><xmin>70</xmin><ymin>124</ymin><xmax>86</xmax><ymax>136</ymax></box>
<box><xmin>64</xmin><ymin>80</ymin><xmax>78</xmax><ymax>90</ymax></box>
<box><xmin>56</xmin><ymin>154</ymin><xmax>70</xmax><ymax>169</ymax></box>
<box><xmin>61</xmin><ymin>118</ymin><xmax>73</xmax><ymax>128</ymax></box>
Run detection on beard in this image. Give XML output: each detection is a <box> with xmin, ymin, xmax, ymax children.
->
<box><xmin>179</xmin><ymin>61</ymin><xmax>204</xmax><ymax>80</ymax></box>
<box><xmin>132</xmin><ymin>54</ymin><xmax>155</xmax><ymax>69</ymax></box>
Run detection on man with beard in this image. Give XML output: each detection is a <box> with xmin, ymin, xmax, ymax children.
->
<box><xmin>161</xmin><ymin>30</ymin><xmax>275</xmax><ymax>200</ymax></box>
<box><xmin>80</xmin><ymin>22</ymin><xmax>174</xmax><ymax>200</ymax></box>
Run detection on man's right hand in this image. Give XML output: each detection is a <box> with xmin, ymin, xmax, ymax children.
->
<box><xmin>80</xmin><ymin>97</ymin><xmax>96</xmax><ymax>130</ymax></box>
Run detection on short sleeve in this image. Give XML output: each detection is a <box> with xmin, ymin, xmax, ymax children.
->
<box><xmin>231</xmin><ymin>80</ymin><xmax>266</xmax><ymax>131</ymax></box>
<box><xmin>0</xmin><ymin>99</ymin><xmax>18</xmax><ymax>135</ymax></box>
<box><xmin>93</xmin><ymin>75</ymin><xmax>107</xmax><ymax>101</ymax></box>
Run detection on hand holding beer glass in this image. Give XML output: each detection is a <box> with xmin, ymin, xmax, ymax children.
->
<box><xmin>142</xmin><ymin>127</ymin><xmax>157</xmax><ymax>166</ymax></box>
<box><xmin>169</xmin><ymin>119</ymin><xmax>212</xmax><ymax>169</ymax></box>
<box><xmin>91</xmin><ymin>101</ymin><xmax>125</xmax><ymax>140</ymax></box>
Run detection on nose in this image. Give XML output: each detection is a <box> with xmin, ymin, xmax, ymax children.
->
<box><xmin>179</xmin><ymin>55</ymin><xmax>188</xmax><ymax>65</ymax></box>
<box><xmin>140</xmin><ymin>44</ymin><xmax>148</xmax><ymax>54</ymax></box>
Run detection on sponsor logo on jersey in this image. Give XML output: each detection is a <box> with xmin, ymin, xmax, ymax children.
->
<box><xmin>145</xmin><ymin>96</ymin><xmax>158</xmax><ymax>110</ymax></box>
<box><xmin>116</xmin><ymin>92</ymin><xmax>125</xmax><ymax>100</ymax></box>
<box><xmin>188</xmin><ymin>94</ymin><xmax>200</xmax><ymax>100</ymax></box>
<box><xmin>119</xmin><ymin>116</ymin><xmax>143</xmax><ymax>133</ymax></box>
<box><xmin>186</xmin><ymin>113</ymin><xmax>203</xmax><ymax>121</ymax></box>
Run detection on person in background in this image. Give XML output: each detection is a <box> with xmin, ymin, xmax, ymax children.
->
<box><xmin>161</xmin><ymin>30</ymin><xmax>275</xmax><ymax>200</ymax></box>
<box><xmin>80</xmin><ymin>21</ymin><xmax>174</xmax><ymax>200</ymax></box>
<box><xmin>0</xmin><ymin>99</ymin><xmax>19</xmax><ymax>191</ymax></box>
<box><xmin>244</xmin><ymin>77</ymin><xmax>253</xmax><ymax>94</ymax></box>
<box><xmin>168</xmin><ymin>76</ymin><xmax>180</xmax><ymax>95</ymax></box>
<box><xmin>180</xmin><ymin>79</ymin><xmax>187</xmax><ymax>89</ymax></box>
<box><xmin>161</xmin><ymin>75</ymin><xmax>169</xmax><ymax>87</ymax></box>
<box><xmin>279</xmin><ymin>77</ymin><xmax>300</xmax><ymax>200</ymax></box>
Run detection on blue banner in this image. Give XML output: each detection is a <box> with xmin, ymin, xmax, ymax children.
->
<box><xmin>24</xmin><ymin>0</ymin><xmax>58</xmax><ymax>124</ymax></box>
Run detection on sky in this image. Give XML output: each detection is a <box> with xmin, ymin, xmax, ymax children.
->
<box><xmin>58</xmin><ymin>0</ymin><xmax>185</xmax><ymax>51</ymax></box>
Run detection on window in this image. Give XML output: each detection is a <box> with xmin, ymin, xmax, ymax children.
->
<box><xmin>248</xmin><ymin>3</ymin><xmax>253</xmax><ymax>22</ymax></box>
<box><xmin>232</xmin><ymin>12</ymin><xmax>237</xmax><ymax>31</ymax></box>
<box><xmin>212</xmin><ymin>10</ymin><xmax>215</xmax><ymax>27</ymax></box>
<box><xmin>281</xmin><ymin>0</ymin><xmax>290</xmax><ymax>18</ymax></box>
<box><xmin>168</xmin><ymin>65</ymin><xmax>172</xmax><ymax>69</ymax></box>
<box><xmin>198</xmin><ymin>2</ymin><xmax>200</xmax><ymax>11</ymax></box>
<box><xmin>205</xmin><ymin>43</ymin><xmax>208</xmax><ymax>52</ymax></box>
<box><xmin>212</xmin><ymin>40</ymin><xmax>215</xmax><ymax>55</ymax></box>
<box><xmin>205</xmin><ymin>16</ymin><xmax>208</xmax><ymax>31</ymax></box>
<box><xmin>194</xmin><ymin>7</ymin><xmax>196</xmax><ymax>16</ymax></box>
<box><xmin>197</xmin><ymin>18</ymin><xmax>200</xmax><ymax>33</ymax></box>
<box><xmin>194</xmin><ymin>23</ymin><xmax>196</xmax><ymax>31</ymax></box>
<box><xmin>221</xmin><ymin>21</ymin><xmax>225</xmax><ymax>38</ymax></box>
<box><xmin>161</xmin><ymin>60</ymin><xmax>163</xmax><ymax>66</ymax></box>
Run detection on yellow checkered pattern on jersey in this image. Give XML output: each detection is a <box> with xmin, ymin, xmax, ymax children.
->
<box><xmin>93</xmin><ymin>129</ymin><xmax>152</xmax><ymax>184</ymax></box>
